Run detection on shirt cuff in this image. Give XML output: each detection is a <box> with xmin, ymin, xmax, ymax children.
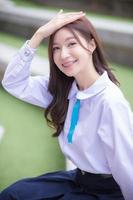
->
<box><xmin>18</xmin><ymin>40</ymin><xmax>37</xmax><ymax>62</ymax></box>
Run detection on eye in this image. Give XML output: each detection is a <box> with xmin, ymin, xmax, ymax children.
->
<box><xmin>68</xmin><ymin>42</ymin><xmax>77</xmax><ymax>47</ymax></box>
<box><xmin>52</xmin><ymin>46</ymin><xmax>60</xmax><ymax>52</ymax></box>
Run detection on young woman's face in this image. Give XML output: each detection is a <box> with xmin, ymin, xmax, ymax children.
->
<box><xmin>52</xmin><ymin>28</ymin><xmax>92</xmax><ymax>78</ymax></box>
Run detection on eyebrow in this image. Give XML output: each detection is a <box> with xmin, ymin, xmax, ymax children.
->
<box><xmin>53</xmin><ymin>36</ymin><xmax>76</xmax><ymax>45</ymax></box>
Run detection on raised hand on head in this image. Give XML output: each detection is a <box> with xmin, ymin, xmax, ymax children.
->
<box><xmin>29</xmin><ymin>10</ymin><xmax>85</xmax><ymax>48</ymax></box>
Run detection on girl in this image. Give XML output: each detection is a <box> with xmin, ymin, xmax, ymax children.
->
<box><xmin>1</xmin><ymin>10</ymin><xmax>133</xmax><ymax>200</ymax></box>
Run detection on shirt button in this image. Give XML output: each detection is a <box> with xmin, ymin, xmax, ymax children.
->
<box><xmin>24</xmin><ymin>50</ymin><xmax>30</xmax><ymax>56</ymax></box>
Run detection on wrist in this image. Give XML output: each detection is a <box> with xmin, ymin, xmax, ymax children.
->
<box><xmin>29</xmin><ymin>31</ymin><xmax>44</xmax><ymax>49</ymax></box>
<box><xmin>35</xmin><ymin>30</ymin><xmax>45</xmax><ymax>40</ymax></box>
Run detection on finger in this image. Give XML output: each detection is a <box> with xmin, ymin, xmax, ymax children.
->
<box><xmin>58</xmin><ymin>11</ymin><xmax>84</xmax><ymax>17</ymax></box>
<box><xmin>62</xmin><ymin>13</ymin><xmax>85</xmax><ymax>24</ymax></box>
<box><xmin>63</xmin><ymin>11</ymin><xmax>84</xmax><ymax>16</ymax></box>
<box><xmin>63</xmin><ymin>12</ymin><xmax>85</xmax><ymax>20</ymax></box>
<box><xmin>68</xmin><ymin>13</ymin><xmax>85</xmax><ymax>17</ymax></box>
<box><xmin>61</xmin><ymin>13</ymin><xmax>85</xmax><ymax>20</ymax></box>
<box><xmin>58</xmin><ymin>9</ymin><xmax>63</xmax><ymax>14</ymax></box>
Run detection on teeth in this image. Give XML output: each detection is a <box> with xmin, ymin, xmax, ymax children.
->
<box><xmin>62</xmin><ymin>60</ymin><xmax>77</xmax><ymax>67</ymax></box>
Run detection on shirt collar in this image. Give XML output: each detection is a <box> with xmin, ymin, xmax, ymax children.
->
<box><xmin>68</xmin><ymin>71</ymin><xmax>110</xmax><ymax>100</ymax></box>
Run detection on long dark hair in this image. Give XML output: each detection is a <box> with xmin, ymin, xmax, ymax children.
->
<box><xmin>45</xmin><ymin>16</ymin><xmax>119</xmax><ymax>137</ymax></box>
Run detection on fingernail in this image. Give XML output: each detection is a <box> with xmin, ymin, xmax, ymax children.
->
<box><xmin>79</xmin><ymin>11</ymin><xmax>86</xmax><ymax>15</ymax></box>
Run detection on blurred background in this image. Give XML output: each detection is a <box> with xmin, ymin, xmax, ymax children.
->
<box><xmin>0</xmin><ymin>0</ymin><xmax>133</xmax><ymax>190</ymax></box>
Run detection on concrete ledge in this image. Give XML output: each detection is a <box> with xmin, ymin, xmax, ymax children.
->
<box><xmin>32</xmin><ymin>0</ymin><xmax>133</xmax><ymax>18</ymax></box>
<box><xmin>0</xmin><ymin>6</ymin><xmax>133</xmax><ymax>66</ymax></box>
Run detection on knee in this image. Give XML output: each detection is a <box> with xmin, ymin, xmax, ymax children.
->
<box><xmin>0</xmin><ymin>182</ymin><xmax>20</xmax><ymax>200</ymax></box>
<box><xmin>0</xmin><ymin>188</ymin><xmax>14</xmax><ymax>200</ymax></box>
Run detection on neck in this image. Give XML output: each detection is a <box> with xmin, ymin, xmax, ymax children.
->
<box><xmin>75</xmin><ymin>67</ymin><xmax>100</xmax><ymax>91</ymax></box>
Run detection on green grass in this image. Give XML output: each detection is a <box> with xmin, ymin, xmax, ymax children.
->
<box><xmin>0</xmin><ymin>32</ymin><xmax>48</xmax><ymax>58</ymax></box>
<box><xmin>0</xmin><ymin>87</ymin><xmax>65</xmax><ymax>190</ymax></box>
<box><xmin>12</xmin><ymin>0</ymin><xmax>44</xmax><ymax>8</ymax></box>
<box><xmin>11</xmin><ymin>0</ymin><xmax>133</xmax><ymax>23</ymax></box>
<box><xmin>112</xmin><ymin>64</ymin><xmax>133</xmax><ymax>108</ymax></box>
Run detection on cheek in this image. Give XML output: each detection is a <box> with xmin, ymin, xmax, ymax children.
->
<box><xmin>75</xmin><ymin>48</ymin><xmax>87</xmax><ymax>58</ymax></box>
<box><xmin>79</xmin><ymin>50</ymin><xmax>90</xmax><ymax>61</ymax></box>
<box><xmin>53</xmin><ymin>53</ymin><xmax>59</xmax><ymax>66</ymax></box>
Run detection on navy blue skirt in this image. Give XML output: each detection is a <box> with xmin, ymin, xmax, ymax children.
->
<box><xmin>0</xmin><ymin>169</ymin><xmax>124</xmax><ymax>200</ymax></box>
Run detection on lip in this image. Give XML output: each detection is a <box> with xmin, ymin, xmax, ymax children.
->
<box><xmin>62</xmin><ymin>60</ymin><xmax>77</xmax><ymax>67</ymax></box>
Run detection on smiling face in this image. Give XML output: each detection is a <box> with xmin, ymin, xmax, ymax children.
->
<box><xmin>52</xmin><ymin>28</ymin><xmax>95</xmax><ymax>79</ymax></box>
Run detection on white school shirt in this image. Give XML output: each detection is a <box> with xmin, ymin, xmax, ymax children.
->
<box><xmin>2</xmin><ymin>41</ymin><xmax>133</xmax><ymax>200</ymax></box>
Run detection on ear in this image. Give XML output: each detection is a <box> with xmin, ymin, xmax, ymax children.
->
<box><xmin>88</xmin><ymin>39</ymin><xmax>96</xmax><ymax>53</ymax></box>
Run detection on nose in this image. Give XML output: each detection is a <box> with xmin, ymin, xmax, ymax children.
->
<box><xmin>60</xmin><ymin>46</ymin><xmax>70</xmax><ymax>60</ymax></box>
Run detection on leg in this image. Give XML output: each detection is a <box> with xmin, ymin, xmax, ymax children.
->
<box><xmin>0</xmin><ymin>169</ymin><xmax>77</xmax><ymax>200</ymax></box>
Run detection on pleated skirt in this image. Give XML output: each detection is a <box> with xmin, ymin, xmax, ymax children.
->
<box><xmin>0</xmin><ymin>168</ymin><xmax>124</xmax><ymax>200</ymax></box>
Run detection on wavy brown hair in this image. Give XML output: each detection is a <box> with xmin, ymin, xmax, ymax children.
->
<box><xmin>44</xmin><ymin>16</ymin><xmax>119</xmax><ymax>137</ymax></box>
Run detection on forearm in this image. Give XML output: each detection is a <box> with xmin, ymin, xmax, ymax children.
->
<box><xmin>28</xmin><ymin>23</ymin><xmax>53</xmax><ymax>49</ymax></box>
<box><xmin>28</xmin><ymin>30</ymin><xmax>45</xmax><ymax>49</ymax></box>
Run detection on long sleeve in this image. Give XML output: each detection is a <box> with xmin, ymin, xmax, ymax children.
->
<box><xmin>2</xmin><ymin>41</ymin><xmax>52</xmax><ymax>108</ymax></box>
<box><xmin>98</xmin><ymin>96</ymin><xmax>133</xmax><ymax>200</ymax></box>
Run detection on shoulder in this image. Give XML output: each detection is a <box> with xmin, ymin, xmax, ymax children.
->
<box><xmin>103</xmin><ymin>81</ymin><xmax>128</xmax><ymax>106</ymax></box>
<box><xmin>100</xmin><ymin>81</ymin><xmax>132</xmax><ymax>115</ymax></box>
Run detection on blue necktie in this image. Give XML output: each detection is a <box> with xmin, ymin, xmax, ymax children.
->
<box><xmin>67</xmin><ymin>99</ymin><xmax>80</xmax><ymax>143</ymax></box>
